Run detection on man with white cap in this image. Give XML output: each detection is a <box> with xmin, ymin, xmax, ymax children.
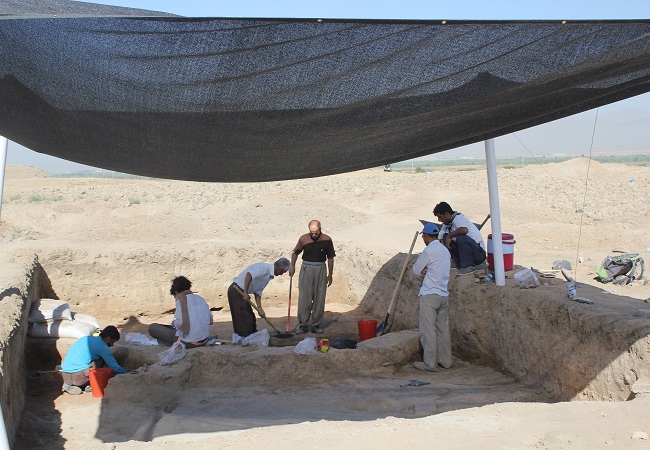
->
<box><xmin>412</xmin><ymin>222</ymin><xmax>453</xmax><ymax>372</ymax></box>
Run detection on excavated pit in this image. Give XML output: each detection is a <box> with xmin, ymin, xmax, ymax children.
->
<box><xmin>7</xmin><ymin>246</ymin><xmax>650</xmax><ymax>447</ymax></box>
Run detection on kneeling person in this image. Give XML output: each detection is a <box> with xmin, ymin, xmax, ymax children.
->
<box><xmin>61</xmin><ymin>325</ymin><xmax>127</xmax><ymax>395</ymax></box>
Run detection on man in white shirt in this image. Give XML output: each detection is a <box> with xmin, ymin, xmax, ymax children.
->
<box><xmin>433</xmin><ymin>201</ymin><xmax>487</xmax><ymax>275</ymax></box>
<box><xmin>228</xmin><ymin>258</ymin><xmax>291</xmax><ymax>337</ymax></box>
<box><xmin>412</xmin><ymin>223</ymin><xmax>453</xmax><ymax>372</ymax></box>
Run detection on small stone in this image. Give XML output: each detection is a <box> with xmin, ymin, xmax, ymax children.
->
<box><xmin>631</xmin><ymin>431</ymin><xmax>648</xmax><ymax>440</ymax></box>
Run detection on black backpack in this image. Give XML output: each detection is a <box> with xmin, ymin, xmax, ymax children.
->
<box><xmin>596</xmin><ymin>253</ymin><xmax>645</xmax><ymax>285</ymax></box>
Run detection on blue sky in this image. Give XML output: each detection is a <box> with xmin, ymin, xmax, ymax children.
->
<box><xmin>6</xmin><ymin>0</ymin><xmax>650</xmax><ymax>172</ymax></box>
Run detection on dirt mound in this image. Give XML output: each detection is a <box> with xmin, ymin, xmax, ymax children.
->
<box><xmin>5</xmin><ymin>164</ymin><xmax>49</xmax><ymax>179</ymax></box>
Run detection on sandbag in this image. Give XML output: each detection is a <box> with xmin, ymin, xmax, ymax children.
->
<box><xmin>28</xmin><ymin>299</ymin><xmax>72</xmax><ymax>323</ymax></box>
<box><xmin>28</xmin><ymin>320</ymin><xmax>96</xmax><ymax>339</ymax></box>
<box><xmin>71</xmin><ymin>312</ymin><xmax>100</xmax><ymax>331</ymax></box>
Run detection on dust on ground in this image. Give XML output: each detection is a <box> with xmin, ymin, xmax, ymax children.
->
<box><xmin>3</xmin><ymin>161</ymin><xmax>650</xmax><ymax>449</ymax></box>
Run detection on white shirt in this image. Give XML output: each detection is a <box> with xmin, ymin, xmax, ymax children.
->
<box><xmin>439</xmin><ymin>212</ymin><xmax>485</xmax><ymax>250</ymax></box>
<box><xmin>233</xmin><ymin>262</ymin><xmax>274</xmax><ymax>296</ymax></box>
<box><xmin>173</xmin><ymin>293</ymin><xmax>211</xmax><ymax>343</ymax></box>
<box><xmin>412</xmin><ymin>240</ymin><xmax>450</xmax><ymax>297</ymax></box>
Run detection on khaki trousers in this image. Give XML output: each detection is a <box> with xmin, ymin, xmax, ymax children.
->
<box><xmin>298</xmin><ymin>261</ymin><xmax>327</xmax><ymax>327</ymax></box>
<box><xmin>418</xmin><ymin>294</ymin><xmax>453</xmax><ymax>370</ymax></box>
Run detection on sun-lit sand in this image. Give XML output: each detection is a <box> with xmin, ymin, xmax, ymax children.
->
<box><xmin>2</xmin><ymin>160</ymin><xmax>650</xmax><ymax>449</ymax></box>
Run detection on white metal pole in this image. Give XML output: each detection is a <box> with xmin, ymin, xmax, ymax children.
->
<box><xmin>0</xmin><ymin>136</ymin><xmax>7</xmax><ymax>221</ymax></box>
<box><xmin>0</xmin><ymin>403</ymin><xmax>10</xmax><ymax>450</ymax></box>
<box><xmin>485</xmin><ymin>139</ymin><xmax>505</xmax><ymax>286</ymax></box>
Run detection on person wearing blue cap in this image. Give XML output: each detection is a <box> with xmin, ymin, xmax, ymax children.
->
<box><xmin>411</xmin><ymin>222</ymin><xmax>453</xmax><ymax>372</ymax></box>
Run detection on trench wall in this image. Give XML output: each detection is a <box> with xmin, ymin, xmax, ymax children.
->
<box><xmin>4</xmin><ymin>242</ymin><xmax>650</xmax><ymax>446</ymax></box>
<box><xmin>349</xmin><ymin>246</ymin><xmax>650</xmax><ymax>401</ymax></box>
<box><xmin>0</xmin><ymin>252</ymin><xmax>52</xmax><ymax>446</ymax></box>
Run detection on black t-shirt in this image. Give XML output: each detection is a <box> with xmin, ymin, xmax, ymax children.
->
<box><xmin>293</xmin><ymin>233</ymin><xmax>336</xmax><ymax>262</ymax></box>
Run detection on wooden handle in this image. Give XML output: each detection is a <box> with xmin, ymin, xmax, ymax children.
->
<box><xmin>386</xmin><ymin>231</ymin><xmax>420</xmax><ymax>314</ymax></box>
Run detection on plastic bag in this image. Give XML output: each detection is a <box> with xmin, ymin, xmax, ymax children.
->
<box><xmin>514</xmin><ymin>268</ymin><xmax>540</xmax><ymax>289</ymax></box>
<box><xmin>158</xmin><ymin>341</ymin><xmax>187</xmax><ymax>365</ymax></box>
<box><xmin>293</xmin><ymin>337</ymin><xmax>318</xmax><ymax>355</ymax></box>
<box><xmin>125</xmin><ymin>332</ymin><xmax>159</xmax><ymax>346</ymax></box>
<box><xmin>242</xmin><ymin>329</ymin><xmax>270</xmax><ymax>347</ymax></box>
<box><xmin>331</xmin><ymin>337</ymin><xmax>358</xmax><ymax>349</ymax></box>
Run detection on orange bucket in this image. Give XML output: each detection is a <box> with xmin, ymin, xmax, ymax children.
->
<box><xmin>358</xmin><ymin>319</ymin><xmax>377</xmax><ymax>341</ymax></box>
<box><xmin>89</xmin><ymin>367</ymin><xmax>115</xmax><ymax>398</ymax></box>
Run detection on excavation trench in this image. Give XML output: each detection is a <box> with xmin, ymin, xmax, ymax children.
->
<box><xmin>5</xmin><ymin>245</ymin><xmax>650</xmax><ymax>446</ymax></box>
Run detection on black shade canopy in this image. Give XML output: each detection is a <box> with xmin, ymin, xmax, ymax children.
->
<box><xmin>1</xmin><ymin>2</ymin><xmax>649</xmax><ymax>181</ymax></box>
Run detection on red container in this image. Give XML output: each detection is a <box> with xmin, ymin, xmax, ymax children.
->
<box><xmin>487</xmin><ymin>233</ymin><xmax>516</xmax><ymax>271</ymax></box>
<box><xmin>358</xmin><ymin>319</ymin><xmax>377</xmax><ymax>341</ymax></box>
<box><xmin>89</xmin><ymin>367</ymin><xmax>115</xmax><ymax>398</ymax></box>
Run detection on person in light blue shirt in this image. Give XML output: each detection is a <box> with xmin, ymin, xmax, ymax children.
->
<box><xmin>61</xmin><ymin>325</ymin><xmax>127</xmax><ymax>395</ymax></box>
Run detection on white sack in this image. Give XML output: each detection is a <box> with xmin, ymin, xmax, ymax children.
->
<box><xmin>28</xmin><ymin>320</ymin><xmax>96</xmax><ymax>339</ymax></box>
<box><xmin>71</xmin><ymin>312</ymin><xmax>100</xmax><ymax>330</ymax></box>
<box><xmin>28</xmin><ymin>299</ymin><xmax>72</xmax><ymax>323</ymax></box>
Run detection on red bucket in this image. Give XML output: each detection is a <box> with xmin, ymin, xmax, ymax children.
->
<box><xmin>89</xmin><ymin>367</ymin><xmax>115</xmax><ymax>398</ymax></box>
<box><xmin>358</xmin><ymin>319</ymin><xmax>377</xmax><ymax>341</ymax></box>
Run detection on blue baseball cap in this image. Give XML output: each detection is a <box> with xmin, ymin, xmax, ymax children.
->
<box><xmin>420</xmin><ymin>223</ymin><xmax>439</xmax><ymax>235</ymax></box>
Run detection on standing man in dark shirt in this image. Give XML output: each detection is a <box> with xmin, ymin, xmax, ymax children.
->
<box><xmin>289</xmin><ymin>220</ymin><xmax>336</xmax><ymax>334</ymax></box>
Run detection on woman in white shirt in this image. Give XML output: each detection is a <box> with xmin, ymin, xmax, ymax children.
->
<box><xmin>149</xmin><ymin>276</ymin><xmax>213</xmax><ymax>348</ymax></box>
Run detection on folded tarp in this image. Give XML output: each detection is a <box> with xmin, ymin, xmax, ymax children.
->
<box><xmin>1</xmin><ymin>2</ymin><xmax>649</xmax><ymax>181</ymax></box>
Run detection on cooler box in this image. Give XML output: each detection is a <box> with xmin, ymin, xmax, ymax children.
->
<box><xmin>487</xmin><ymin>233</ymin><xmax>516</xmax><ymax>271</ymax></box>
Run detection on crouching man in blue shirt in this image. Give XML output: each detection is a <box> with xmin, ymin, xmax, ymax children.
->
<box><xmin>61</xmin><ymin>325</ymin><xmax>127</xmax><ymax>395</ymax></box>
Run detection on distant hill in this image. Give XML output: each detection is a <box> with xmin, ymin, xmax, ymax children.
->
<box><xmin>5</xmin><ymin>164</ymin><xmax>49</xmax><ymax>179</ymax></box>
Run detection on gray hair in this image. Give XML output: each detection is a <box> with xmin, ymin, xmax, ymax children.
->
<box><xmin>274</xmin><ymin>257</ymin><xmax>291</xmax><ymax>272</ymax></box>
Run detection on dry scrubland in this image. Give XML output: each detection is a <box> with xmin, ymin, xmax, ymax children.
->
<box><xmin>2</xmin><ymin>159</ymin><xmax>650</xmax><ymax>449</ymax></box>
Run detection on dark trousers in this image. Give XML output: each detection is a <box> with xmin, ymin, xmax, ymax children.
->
<box><xmin>450</xmin><ymin>234</ymin><xmax>486</xmax><ymax>268</ymax></box>
<box><xmin>227</xmin><ymin>283</ymin><xmax>257</xmax><ymax>337</ymax></box>
<box><xmin>148</xmin><ymin>323</ymin><xmax>206</xmax><ymax>349</ymax></box>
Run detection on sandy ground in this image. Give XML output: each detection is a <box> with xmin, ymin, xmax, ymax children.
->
<box><xmin>2</xmin><ymin>160</ymin><xmax>650</xmax><ymax>449</ymax></box>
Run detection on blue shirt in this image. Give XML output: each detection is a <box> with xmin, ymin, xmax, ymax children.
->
<box><xmin>61</xmin><ymin>336</ymin><xmax>127</xmax><ymax>374</ymax></box>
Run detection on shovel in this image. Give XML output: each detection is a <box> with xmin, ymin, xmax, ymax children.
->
<box><xmin>286</xmin><ymin>276</ymin><xmax>293</xmax><ymax>333</ymax></box>
<box><xmin>377</xmin><ymin>230</ymin><xmax>419</xmax><ymax>335</ymax></box>
<box><xmin>31</xmin><ymin>365</ymin><xmax>62</xmax><ymax>377</ymax></box>
<box><xmin>233</xmin><ymin>284</ymin><xmax>293</xmax><ymax>338</ymax></box>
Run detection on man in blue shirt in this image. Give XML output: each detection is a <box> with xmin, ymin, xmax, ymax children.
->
<box><xmin>61</xmin><ymin>325</ymin><xmax>127</xmax><ymax>395</ymax></box>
